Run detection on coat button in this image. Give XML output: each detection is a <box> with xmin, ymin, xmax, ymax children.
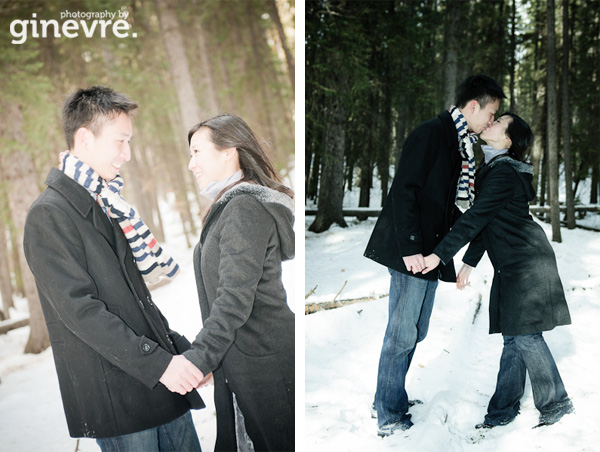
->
<box><xmin>410</xmin><ymin>234</ymin><xmax>415</xmax><ymax>241</ymax></box>
<box><xmin>142</xmin><ymin>343</ymin><xmax>151</xmax><ymax>352</ymax></box>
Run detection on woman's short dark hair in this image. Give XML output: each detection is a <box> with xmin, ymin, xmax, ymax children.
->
<box><xmin>456</xmin><ymin>75</ymin><xmax>506</xmax><ymax>109</ymax></box>
<box><xmin>62</xmin><ymin>86</ymin><xmax>138</xmax><ymax>150</ymax></box>
<box><xmin>501</xmin><ymin>112</ymin><xmax>533</xmax><ymax>161</ymax></box>
<box><xmin>188</xmin><ymin>114</ymin><xmax>293</xmax><ymax>199</ymax></box>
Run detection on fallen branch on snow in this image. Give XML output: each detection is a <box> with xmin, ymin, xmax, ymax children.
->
<box><xmin>0</xmin><ymin>318</ymin><xmax>29</xmax><ymax>335</ymax></box>
<box><xmin>305</xmin><ymin>293</ymin><xmax>387</xmax><ymax>315</ymax></box>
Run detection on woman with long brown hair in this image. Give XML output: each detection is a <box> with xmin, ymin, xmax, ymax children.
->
<box><xmin>181</xmin><ymin>114</ymin><xmax>295</xmax><ymax>451</ymax></box>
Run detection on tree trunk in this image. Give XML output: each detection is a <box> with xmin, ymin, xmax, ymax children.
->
<box><xmin>358</xmin><ymin>162</ymin><xmax>372</xmax><ymax>210</ymax></box>
<box><xmin>195</xmin><ymin>20</ymin><xmax>220</xmax><ymax>115</ymax></box>
<box><xmin>0</xmin><ymin>213</ymin><xmax>14</xmax><ymax>319</ymax></box>
<box><xmin>0</xmin><ymin>222</ymin><xmax>15</xmax><ymax>320</ymax></box>
<box><xmin>509</xmin><ymin>0</ymin><xmax>516</xmax><ymax>111</ymax></box>
<box><xmin>0</xmin><ymin>103</ymin><xmax>49</xmax><ymax>353</ymax></box>
<box><xmin>123</xmin><ymin>143</ymin><xmax>165</xmax><ymax>243</ymax></box>
<box><xmin>442</xmin><ymin>0</ymin><xmax>462</xmax><ymax>108</ymax></box>
<box><xmin>155</xmin><ymin>0</ymin><xmax>204</xmax><ymax>242</ymax></box>
<box><xmin>308</xmin><ymin>149</ymin><xmax>321</xmax><ymax>201</ymax></box>
<box><xmin>561</xmin><ymin>0</ymin><xmax>575</xmax><ymax>229</ymax></box>
<box><xmin>155</xmin><ymin>0</ymin><xmax>205</xmax><ymax>133</ymax></box>
<box><xmin>0</xmin><ymin>184</ymin><xmax>14</xmax><ymax>319</ymax></box>
<box><xmin>379</xmin><ymin>80</ymin><xmax>392</xmax><ymax>207</ymax></box>
<box><xmin>530</xmin><ymin>85</ymin><xmax>545</xmax><ymax>202</ymax></box>
<box><xmin>546</xmin><ymin>0</ymin><xmax>561</xmax><ymax>242</ymax></box>
<box><xmin>591</xmin><ymin>166</ymin><xmax>599</xmax><ymax>204</ymax></box>
<box><xmin>309</xmin><ymin>91</ymin><xmax>348</xmax><ymax>232</ymax></box>
<box><xmin>269</xmin><ymin>0</ymin><xmax>294</xmax><ymax>94</ymax></box>
<box><xmin>394</xmin><ymin>0</ymin><xmax>413</xmax><ymax>170</ymax></box>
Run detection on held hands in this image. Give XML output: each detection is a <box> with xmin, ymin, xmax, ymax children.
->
<box><xmin>421</xmin><ymin>254</ymin><xmax>441</xmax><ymax>275</ymax></box>
<box><xmin>197</xmin><ymin>372</ymin><xmax>214</xmax><ymax>388</ymax></box>
<box><xmin>159</xmin><ymin>355</ymin><xmax>205</xmax><ymax>395</ymax></box>
<box><xmin>402</xmin><ymin>254</ymin><xmax>426</xmax><ymax>274</ymax></box>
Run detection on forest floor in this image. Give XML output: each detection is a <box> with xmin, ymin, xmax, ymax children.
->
<box><xmin>305</xmin><ymin>214</ymin><xmax>600</xmax><ymax>452</ymax></box>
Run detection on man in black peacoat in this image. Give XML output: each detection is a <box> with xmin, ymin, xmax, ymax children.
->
<box><xmin>23</xmin><ymin>86</ymin><xmax>205</xmax><ymax>449</ymax></box>
<box><xmin>364</xmin><ymin>109</ymin><xmax>463</xmax><ymax>283</ymax></box>
<box><xmin>364</xmin><ymin>75</ymin><xmax>505</xmax><ymax>437</ymax></box>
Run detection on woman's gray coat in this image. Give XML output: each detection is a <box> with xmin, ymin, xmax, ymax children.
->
<box><xmin>433</xmin><ymin>156</ymin><xmax>571</xmax><ymax>336</ymax></box>
<box><xmin>183</xmin><ymin>182</ymin><xmax>295</xmax><ymax>451</ymax></box>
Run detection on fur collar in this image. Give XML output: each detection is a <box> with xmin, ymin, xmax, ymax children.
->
<box><xmin>488</xmin><ymin>155</ymin><xmax>534</xmax><ymax>175</ymax></box>
<box><xmin>217</xmin><ymin>182</ymin><xmax>294</xmax><ymax>213</ymax></box>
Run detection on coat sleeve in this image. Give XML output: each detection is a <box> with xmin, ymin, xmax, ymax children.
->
<box><xmin>23</xmin><ymin>202</ymin><xmax>173</xmax><ymax>389</ymax></box>
<box><xmin>391</xmin><ymin>124</ymin><xmax>438</xmax><ymax>256</ymax></box>
<box><xmin>184</xmin><ymin>196</ymin><xmax>273</xmax><ymax>375</ymax></box>
<box><xmin>434</xmin><ymin>165</ymin><xmax>517</xmax><ymax>265</ymax></box>
<box><xmin>462</xmin><ymin>232</ymin><xmax>486</xmax><ymax>267</ymax></box>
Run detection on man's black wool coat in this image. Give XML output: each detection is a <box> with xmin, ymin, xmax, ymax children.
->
<box><xmin>364</xmin><ymin>110</ymin><xmax>462</xmax><ymax>282</ymax></box>
<box><xmin>24</xmin><ymin>168</ymin><xmax>204</xmax><ymax>439</ymax></box>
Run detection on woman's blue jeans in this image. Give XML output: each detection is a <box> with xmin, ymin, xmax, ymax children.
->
<box><xmin>485</xmin><ymin>333</ymin><xmax>573</xmax><ymax>425</ymax></box>
<box><xmin>375</xmin><ymin>269</ymin><xmax>438</xmax><ymax>428</ymax></box>
<box><xmin>96</xmin><ymin>411</ymin><xmax>201</xmax><ymax>452</ymax></box>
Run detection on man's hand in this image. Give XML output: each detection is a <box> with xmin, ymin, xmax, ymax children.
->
<box><xmin>197</xmin><ymin>372</ymin><xmax>214</xmax><ymax>388</ymax></box>
<box><xmin>159</xmin><ymin>355</ymin><xmax>204</xmax><ymax>395</ymax></box>
<box><xmin>422</xmin><ymin>254</ymin><xmax>441</xmax><ymax>274</ymax></box>
<box><xmin>456</xmin><ymin>264</ymin><xmax>473</xmax><ymax>290</ymax></box>
<box><xmin>403</xmin><ymin>254</ymin><xmax>426</xmax><ymax>274</ymax></box>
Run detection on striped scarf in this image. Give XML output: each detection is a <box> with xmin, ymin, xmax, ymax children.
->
<box><xmin>449</xmin><ymin>105</ymin><xmax>478</xmax><ymax>210</ymax></box>
<box><xmin>60</xmin><ymin>152</ymin><xmax>179</xmax><ymax>284</ymax></box>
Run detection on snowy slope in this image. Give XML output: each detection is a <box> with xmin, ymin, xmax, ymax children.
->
<box><xmin>305</xmin><ymin>216</ymin><xmax>600</xmax><ymax>451</ymax></box>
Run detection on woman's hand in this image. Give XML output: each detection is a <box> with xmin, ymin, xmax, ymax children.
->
<box><xmin>197</xmin><ymin>372</ymin><xmax>214</xmax><ymax>388</ymax></box>
<box><xmin>422</xmin><ymin>254</ymin><xmax>441</xmax><ymax>274</ymax></box>
<box><xmin>456</xmin><ymin>264</ymin><xmax>473</xmax><ymax>290</ymax></box>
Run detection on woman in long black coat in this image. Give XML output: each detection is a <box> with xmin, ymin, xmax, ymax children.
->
<box><xmin>423</xmin><ymin>113</ymin><xmax>573</xmax><ymax>429</ymax></box>
<box><xmin>182</xmin><ymin>114</ymin><xmax>295</xmax><ymax>451</ymax></box>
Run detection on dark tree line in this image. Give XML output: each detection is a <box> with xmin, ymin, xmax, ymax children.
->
<box><xmin>306</xmin><ymin>0</ymin><xmax>600</xmax><ymax>237</ymax></box>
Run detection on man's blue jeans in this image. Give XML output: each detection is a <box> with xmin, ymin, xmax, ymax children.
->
<box><xmin>485</xmin><ymin>333</ymin><xmax>573</xmax><ymax>425</ymax></box>
<box><xmin>96</xmin><ymin>411</ymin><xmax>201</xmax><ymax>452</ymax></box>
<box><xmin>375</xmin><ymin>269</ymin><xmax>438</xmax><ymax>428</ymax></box>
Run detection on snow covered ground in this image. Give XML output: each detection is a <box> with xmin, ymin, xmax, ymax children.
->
<box><xmin>0</xmin><ymin>193</ymin><xmax>297</xmax><ymax>452</ymax></box>
<box><xmin>305</xmin><ymin>214</ymin><xmax>600</xmax><ymax>452</ymax></box>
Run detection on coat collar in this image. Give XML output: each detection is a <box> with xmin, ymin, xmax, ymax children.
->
<box><xmin>45</xmin><ymin>167</ymin><xmax>115</xmax><ymax>245</ymax></box>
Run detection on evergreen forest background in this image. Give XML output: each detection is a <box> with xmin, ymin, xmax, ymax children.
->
<box><xmin>306</xmin><ymin>0</ymin><xmax>600</xmax><ymax>238</ymax></box>
<box><xmin>0</xmin><ymin>0</ymin><xmax>295</xmax><ymax>353</ymax></box>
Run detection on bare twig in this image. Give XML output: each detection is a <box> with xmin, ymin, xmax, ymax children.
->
<box><xmin>305</xmin><ymin>285</ymin><xmax>318</xmax><ymax>300</ymax></box>
<box><xmin>332</xmin><ymin>280</ymin><xmax>347</xmax><ymax>305</ymax></box>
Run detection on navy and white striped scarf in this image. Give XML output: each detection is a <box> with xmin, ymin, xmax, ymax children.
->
<box><xmin>449</xmin><ymin>105</ymin><xmax>478</xmax><ymax>210</ymax></box>
<box><xmin>60</xmin><ymin>152</ymin><xmax>179</xmax><ymax>284</ymax></box>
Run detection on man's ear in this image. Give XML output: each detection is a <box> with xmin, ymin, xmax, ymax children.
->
<box><xmin>74</xmin><ymin>127</ymin><xmax>93</xmax><ymax>150</ymax></box>
<box><xmin>470</xmin><ymin>100</ymin><xmax>480</xmax><ymax>114</ymax></box>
